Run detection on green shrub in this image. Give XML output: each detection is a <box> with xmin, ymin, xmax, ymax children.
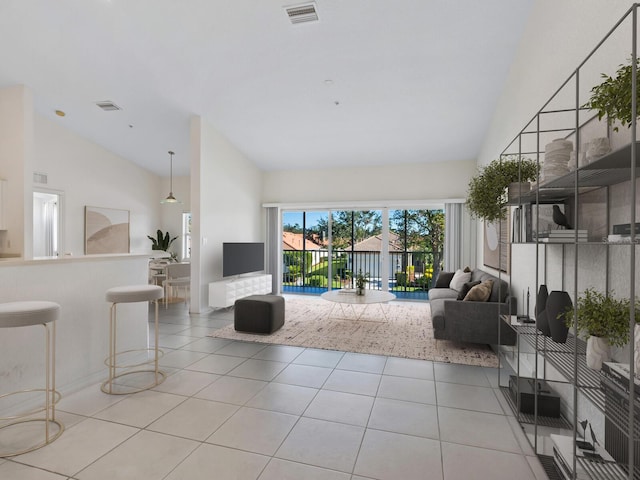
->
<box><xmin>307</xmin><ymin>275</ymin><xmax>328</xmax><ymax>287</ymax></box>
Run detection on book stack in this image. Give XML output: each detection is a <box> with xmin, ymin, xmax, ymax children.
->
<box><xmin>608</xmin><ymin>223</ymin><xmax>640</xmax><ymax>243</ymax></box>
<box><xmin>537</xmin><ymin>230</ymin><xmax>587</xmax><ymax>243</ymax></box>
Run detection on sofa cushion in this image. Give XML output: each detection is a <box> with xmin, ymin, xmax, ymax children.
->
<box><xmin>470</xmin><ymin>270</ymin><xmax>509</xmax><ymax>303</ymax></box>
<box><xmin>434</xmin><ymin>271</ymin><xmax>455</xmax><ymax>288</ymax></box>
<box><xmin>463</xmin><ymin>279</ymin><xmax>493</xmax><ymax>302</ymax></box>
<box><xmin>449</xmin><ymin>269</ymin><xmax>472</xmax><ymax>291</ymax></box>
<box><xmin>428</xmin><ymin>288</ymin><xmax>458</xmax><ymax>301</ymax></box>
<box><xmin>456</xmin><ymin>280</ymin><xmax>481</xmax><ymax>300</ymax></box>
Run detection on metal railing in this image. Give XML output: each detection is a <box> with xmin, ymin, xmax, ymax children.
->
<box><xmin>282</xmin><ymin>249</ymin><xmax>440</xmax><ymax>300</ymax></box>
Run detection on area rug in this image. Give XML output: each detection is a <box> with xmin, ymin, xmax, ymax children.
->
<box><xmin>209</xmin><ymin>297</ymin><xmax>498</xmax><ymax>367</ymax></box>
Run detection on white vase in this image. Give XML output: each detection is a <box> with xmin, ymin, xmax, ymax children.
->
<box><xmin>586</xmin><ymin>336</ymin><xmax>611</xmax><ymax>370</ymax></box>
<box><xmin>634</xmin><ymin>324</ymin><xmax>640</xmax><ymax>377</ymax></box>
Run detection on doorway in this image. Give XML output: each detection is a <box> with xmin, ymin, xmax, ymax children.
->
<box><xmin>33</xmin><ymin>190</ymin><xmax>62</xmax><ymax>258</ymax></box>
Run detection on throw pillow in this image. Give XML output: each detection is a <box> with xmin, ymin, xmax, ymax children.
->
<box><xmin>434</xmin><ymin>271</ymin><xmax>455</xmax><ymax>288</ymax></box>
<box><xmin>449</xmin><ymin>269</ymin><xmax>472</xmax><ymax>291</ymax></box>
<box><xmin>456</xmin><ymin>280</ymin><xmax>481</xmax><ymax>300</ymax></box>
<box><xmin>464</xmin><ymin>279</ymin><xmax>494</xmax><ymax>302</ymax></box>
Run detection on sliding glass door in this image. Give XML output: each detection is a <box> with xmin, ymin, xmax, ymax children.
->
<box><xmin>281</xmin><ymin>207</ymin><xmax>443</xmax><ymax>300</ymax></box>
<box><xmin>389</xmin><ymin>209</ymin><xmax>444</xmax><ymax>299</ymax></box>
<box><xmin>330</xmin><ymin>210</ymin><xmax>383</xmax><ymax>292</ymax></box>
<box><xmin>282</xmin><ymin>211</ymin><xmax>329</xmax><ymax>293</ymax></box>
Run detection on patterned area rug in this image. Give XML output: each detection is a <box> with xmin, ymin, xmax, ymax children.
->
<box><xmin>209</xmin><ymin>296</ymin><xmax>498</xmax><ymax>367</ymax></box>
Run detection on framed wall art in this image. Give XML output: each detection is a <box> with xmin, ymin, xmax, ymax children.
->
<box><xmin>85</xmin><ymin>206</ymin><xmax>130</xmax><ymax>254</ymax></box>
<box><xmin>483</xmin><ymin>212</ymin><xmax>510</xmax><ymax>274</ymax></box>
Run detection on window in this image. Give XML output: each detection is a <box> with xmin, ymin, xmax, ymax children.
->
<box><xmin>182</xmin><ymin>212</ymin><xmax>191</xmax><ymax>260</ymax></box>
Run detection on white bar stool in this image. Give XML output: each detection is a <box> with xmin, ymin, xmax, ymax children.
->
<box><xmin>102</xmin><ymin>285</ymin><xmax>166</xmax><ymax>394</ymax></box>
<box><xmin>0</xmin><ymin>301</ymin><xmax>64</xmax><ymax>457</ymax></box>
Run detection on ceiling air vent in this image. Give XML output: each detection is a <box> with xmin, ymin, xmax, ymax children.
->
<box><xmin>285</xmin><ymin>2</ymin><xmax>318</xmax><ymax>24</ymax></box>
<box><xmin>33</xmin><ymin>172</ymin><xmax>48</xmax><ymax>184</ymax></box>
<box><xmin>95</xmin><ymin>100</ymin><xmax>122</xmax><ymax>111</ymax></box>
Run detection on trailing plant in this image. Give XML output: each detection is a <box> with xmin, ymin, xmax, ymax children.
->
<box><xmin>583</xmin><ymin>58</ymin><xmax>640</xmax><ymax>132</ymax></box>
<box><xmin>147</xmin><ymin>229</ymin><xmax>178</xmax><ymax>251</ymax></box>
<box><xmin>466</xmin><ymin>156</ymin><xmax>539</xmax><ymax>222</ymax></box>
<box><xmin>564</xmin><ymin>288</ymin><xmax>637</xmax><ymax>348</ymax></box>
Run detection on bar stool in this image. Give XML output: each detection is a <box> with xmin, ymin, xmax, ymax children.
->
<box><xmin>102</xmin><ymin>285</ymin><xmax>165</xmax><ymax>394</ymax></box>
<box><xmin>0</xmin><ymin>301</ymin><xmax>64</xmax><ymax>456</ymax></box>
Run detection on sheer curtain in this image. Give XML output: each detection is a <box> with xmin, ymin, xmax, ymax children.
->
<box><xmin>265</xmin><ymin>207</ymin><xmax>280</xmax><ymax>294</ymax></box>
<box><xmin>444</xmin><ymin>203</ymin><xmax>476</xmax><ymax>272</ymax></box>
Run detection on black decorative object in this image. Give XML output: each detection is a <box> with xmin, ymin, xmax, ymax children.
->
<box><xmin>577</xmin><ymin>420</ymin><xmax>594</xmax><ymax>450</ymax></box>
<box><xmin>546</xmin><ymin>290</ymin><xmax>572</xmax><ymax>343</ymax></box>
<box><xmin>552</xmin><ymin>204</ymin><xmax>572</xmax><ymax>229</ymax></box>
<box><xmin>536</xmin><ymin>285</ymin><xmax>551</xmax><ymax>337</ymax></box>
<box><xmin>509</xmin><ymin>376</ymin><xmax>561</xmax><ymax>417</ymax></box>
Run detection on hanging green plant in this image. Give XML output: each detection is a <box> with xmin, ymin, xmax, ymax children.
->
<box><xmin>584</xmin><ymin>58</ymin><xmax>640</xmax><ymax>132</ymax></box>
<box><xmin>466</xmin><ymin>156</ymin><xmax>539</xmax><ymax>223</ymax></box>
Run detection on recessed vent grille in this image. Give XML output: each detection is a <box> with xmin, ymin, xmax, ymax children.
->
<box><xmin>95</xmin><ymin>101</ymin><xmax>122</xmax><ymax>111</ymax></box>
<box><xmin>285</xmin><ymin>3</ymin><xmax>318</xmax><ymax>24</ymax></box>
<box><xmin>33</xmin><ymin>172</ymin><xmax>48</xmax><ymax>184</ymax></box>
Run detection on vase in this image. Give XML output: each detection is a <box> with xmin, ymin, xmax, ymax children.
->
<box><xmin>546</xmin><ymin>290</ymin><xmax>572</xmax><ymax>343</ymax></box>
<box><xmin>535</xmin><ymin>285</ymin><xmax>551</xmax><ymax>337</ymax></box>
<box><xmin>586</xmin><ymin>336</ymin><xmax>611</xmax><ymax>370</ymax></box>
<box><xmin>508</xmin><ymin>182</ymin><xmax>531</xmax><ymax>202</ymax></box>
<box><xmin>356</xmin><ymin>287</ymin><xmax>364</xmax><ymax>296</ymax></box>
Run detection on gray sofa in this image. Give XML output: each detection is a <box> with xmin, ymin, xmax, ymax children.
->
<box><xmin>430</xmin><ymin>269</ymin><xmax>516</xmax><ymax>345</ymax></box>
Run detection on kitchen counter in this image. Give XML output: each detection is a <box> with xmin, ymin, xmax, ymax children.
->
<box><xmin>0</xmin><ymin>254</ymin><xmax>152</xmax><ymax>414</ymax></box>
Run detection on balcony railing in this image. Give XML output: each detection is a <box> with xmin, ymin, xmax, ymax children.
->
<box><xmin>282</xmin><ymin>249</ymin><xmax>440</xmax><ymax>300</ymax></box>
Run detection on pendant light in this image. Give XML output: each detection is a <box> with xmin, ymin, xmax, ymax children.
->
<box><xmin>161</xmin><ymin>150</ymin><xmax>179</xmax><ymax>204</ymax></box>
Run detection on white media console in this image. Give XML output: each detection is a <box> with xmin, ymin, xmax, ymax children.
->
<box><xmin>208</xmin><ymin>274</ymin><xmax>273</xmax><ymax>308</ymax></box>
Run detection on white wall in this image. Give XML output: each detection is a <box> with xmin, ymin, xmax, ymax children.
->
<box><xmin>263</xmin><ymin>159</ymin><xmax>476</xmax><ymax>204</ymax></box>
<box><xmin>190</xmin><ymin>116</ymin><xmax>263</xmax><ymax>312</ymax></box>
<box><xmin>33</xmin><ymin>114</ymin><xmax>162</xmax><ymax>256</ymax></box>
<box><xmin>479</xmin><ymin>0</ymin><xmax>637</xmax><ymax>168</ymax></box>
<box><xmin>0</xmin><ymin>86</ymin><xmax>34</xmax><ymax>257</ymax></box>
<box><xmin>477</xmin><ymin>0</ymin><xmax>638</xmax><ymax>278</ymax></box>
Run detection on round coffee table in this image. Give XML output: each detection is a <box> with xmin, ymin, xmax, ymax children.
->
<box><xmin>320</xmin><ymin>289</ymin><xmax>396</xmax><ymax>321</ymax></box>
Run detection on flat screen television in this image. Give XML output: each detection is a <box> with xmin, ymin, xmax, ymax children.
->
<box><xmin>223</xmin><ymin>242</ymin><xmax>265</xmax><ymax>277</ymax></box>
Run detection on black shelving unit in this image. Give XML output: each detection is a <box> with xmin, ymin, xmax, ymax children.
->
<box><xmin>495</xmin><ymin>5</ymin><xmax>640</xmax><ymax>479</ymax></box>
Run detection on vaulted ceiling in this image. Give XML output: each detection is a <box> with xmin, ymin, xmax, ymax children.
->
<box><xmin>0</xmin><ymin>0</ymin><xmax>533</xmax><ymax>176</ymax></box>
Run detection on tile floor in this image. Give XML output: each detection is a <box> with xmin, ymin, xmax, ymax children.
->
<box><xmin>1</xmin><ymin>297</ymin><xmax>548</xmax><ymax>480</ymax></box>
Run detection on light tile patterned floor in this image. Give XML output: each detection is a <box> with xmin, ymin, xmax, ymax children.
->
<box><xmin>2</xmin><ymin>298</ymin><xmax>548</xmax><ymax>480</ymax></box>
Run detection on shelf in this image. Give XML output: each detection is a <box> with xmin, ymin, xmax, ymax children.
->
<box><xmin>508</xmin><ymin>141</ymin><xmax>640</xmax><ymax>205</ymax></box>
<box><xmin>514</xmin><ymin>325</ymin><xmax>605</xmax><ymax>412</ymax></box>
<box><xmin>499</xmin><ymin>386</ymin><xmax>572</xmax><ymax>429</ymax></box>
<box><xmin>497</xmin><ymin>9</ymin><xmax>640</xmax><ymax>476</ymax></box>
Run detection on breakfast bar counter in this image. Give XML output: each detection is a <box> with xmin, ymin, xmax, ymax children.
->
<box><xmin>0</xmin><ymin>254</ymin><xmax>150</xmax><ymax>413</ymax></box>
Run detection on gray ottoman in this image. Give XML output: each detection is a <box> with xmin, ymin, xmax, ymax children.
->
<box><xmin>234</xmin><ymin>295</ymin><xmax>285</xmax><ymax>334</ymax></box>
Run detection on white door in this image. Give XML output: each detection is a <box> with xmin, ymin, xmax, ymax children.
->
<box><xmin>33</xmin><ymin>191</ymin><xmax>61</xmax><ymax>258</ymax></box>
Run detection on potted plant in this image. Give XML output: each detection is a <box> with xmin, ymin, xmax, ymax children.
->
<box><xmin>147</xmin><ymin>229</ymin><xmax>178</xmax><ymax>261</ymax></box>
<box><xmin>564</xmin><ymin>288</ymin><xmax>635</xmax><ymax>370</ymax></box>
<box><xmin>584</xmin><ymin>58</ymin><xmax>640</xmax><ymax>132</ymax></box>
<box><xmin>355</xmin><ymin>269</ymin><xmax>368</xmax><ymax>296</ymax></box>
<box><xmin>466</xmin><ymin>156</ymin><xmax>539</xmax><ymax>223</ymax></box>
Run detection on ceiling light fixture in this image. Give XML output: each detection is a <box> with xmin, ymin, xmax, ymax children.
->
<box><xmin>161</xmin><ymin>150</ymin><xmax>179</xmax><ymax>204</ymax></box>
